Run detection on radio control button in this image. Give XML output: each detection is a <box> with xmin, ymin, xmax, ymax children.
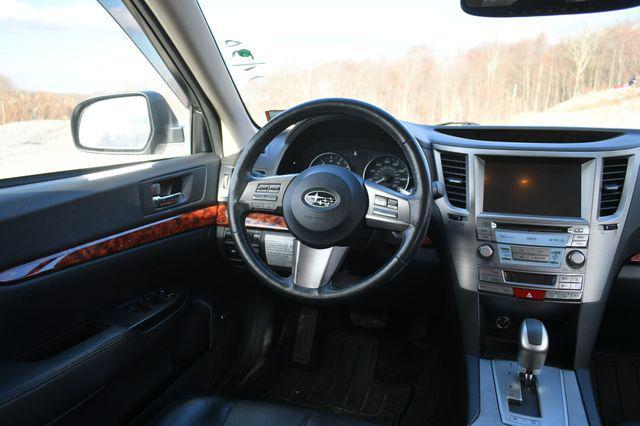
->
<box><xmin>549</xmin><ymin>250</ymin><xmax>564</xmax><ymax>262</ymax></box>
<box><xmin>478</xmin><ymin>267</ymin><xmax>501</xmax><ymax>276</ymax></box>
<box><xmin>498</xmin><ymin>246</ymin><xmax>513</xmax><ymax>260</ymax></box>
<box><xmin>478</xmin><ymin>283</ymin><xmax>512</xmax><ymax>295</ymax></box>
<box><xmin>558</xmin><ymin>275</ymin><xmax>572</xmax><ymax>283</ymax></box>
<box><xmin>478</xmin><ymin>244</ymin><xmax>494</xmax><ymax>259</ymax></box>
<box><xmin>569</xmin><ymin>227</ymin><xmax>587</xmax><ymax>234</ymax></box>
<box><xmin>479</xmin><ymin>274</ymin><xmax>503</xmax><ymax>283</ymax></box>
<box><xmin>559</xmin><ymin>283</ymin><xmax>572</xmax><ymax>290</ymax></box>
<box><xmin>477</xmin><ymin>229</ymin><xmax>493</xmax><ymax>240</ymax></box>
<box><xmin>567</xmin><ymin>250</ymin><xmax>586</xmax><ymax>268</ymax></box>
<box><xmin>570</xmin><ymin>283</ymin><xmax>583</xmax><ymax>290</ymax></box>
<box><xmin>573</xmin><ymin>235</ymin><xmax>589</xmax><ymax>242</ymax></box>
<box><xmin>570</xmin><ymin>292</ymin><xmax>583</xmax><ymax>300</ymax></box>
<box><xmin>570</xmin><ymin>275</ymin><xmax>583</xmax><ymax>283</ymax></box>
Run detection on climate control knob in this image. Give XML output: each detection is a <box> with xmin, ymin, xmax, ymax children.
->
<box><xmin>567</xmin><ymin>250</ymin><xmax>586</xmax><ymax>268</ymax></box>
<box><xmin>478</xmin><ymin>244</ymin><xmax>494</xmax><ymax>259</ymax></box>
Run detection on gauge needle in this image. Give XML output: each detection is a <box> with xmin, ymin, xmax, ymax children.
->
<box><xmin>375</xmin><ymin>177</ymin><xmax>385</xmax><ymax>184</ymax></box>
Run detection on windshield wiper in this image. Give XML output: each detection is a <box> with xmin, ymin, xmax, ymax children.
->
<box><xmin>436</xmin><ymin>121</ymin><xmax>480</xmax><ymax>126</ymax></box>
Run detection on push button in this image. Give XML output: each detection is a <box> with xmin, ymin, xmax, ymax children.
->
<box><xmin>513</xmin><ymin>288</ymin><xmax>545</xmax><ymax>300</ymax></box>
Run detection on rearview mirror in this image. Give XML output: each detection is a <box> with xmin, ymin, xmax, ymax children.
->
<box><xmin>461</xmin><ymin>0</ymin><xmax>640</xmax><ymax>17</ymax></box>
<box><xmin>71</xmin><ymin>91</ymin><xmax>184</xmax><ymax>154</ymax></box>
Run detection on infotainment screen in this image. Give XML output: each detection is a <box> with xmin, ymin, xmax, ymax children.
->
<box><xmin>483</xmin><ymin>156</ymin><xmax>583</xmax><ymax>217</ymax></box>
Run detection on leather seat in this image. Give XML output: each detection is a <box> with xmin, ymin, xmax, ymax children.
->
<box><xmin>153</xmin><ymin>396</ymin><xmax>374</xmax><ymax>426</ymax></box>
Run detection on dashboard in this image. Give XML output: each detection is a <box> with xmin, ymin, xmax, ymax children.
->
<box><xmin>218</xmin><ymin>113</ymin><xmax>640</xmax><ymax>372</ymax></box>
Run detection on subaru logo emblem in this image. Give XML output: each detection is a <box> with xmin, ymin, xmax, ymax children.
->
<box><xmin>303</xmin><ymin>190</ymin><xmax>338</xmax><ymax>208</ymax></box>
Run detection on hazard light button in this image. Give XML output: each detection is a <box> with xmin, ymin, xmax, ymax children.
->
<box><xmin>513</xmin><ymin>288</ymin><xmax>545</xmax><ymax>300</ymax></box>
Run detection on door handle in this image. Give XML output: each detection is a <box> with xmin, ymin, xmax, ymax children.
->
<box><xmin>152</xmin><ymin>193</ymin><xmax>182</xmax><ymax>208</ymax></box>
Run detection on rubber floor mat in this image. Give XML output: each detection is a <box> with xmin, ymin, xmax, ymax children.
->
<box><xmin>267</xmin><ymin>331</ymin><xmax>412</xmax><ymax>425</ymax></box>
<box><xmin>592</xmin><ymin>351</ymin><xmax>640</xmax><ymax>425</ymax></box>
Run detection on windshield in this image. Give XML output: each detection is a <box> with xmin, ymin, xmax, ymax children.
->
<box><xmin>200</xmin><ymin>0</ymin><xmax>640</xmax><ymax>128</ymax></box>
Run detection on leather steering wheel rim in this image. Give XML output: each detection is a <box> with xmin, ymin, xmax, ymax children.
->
<box><xmin>228</xmin><ymin>98</ymin><xmax>432</xmax><ymax>302</ymax></box>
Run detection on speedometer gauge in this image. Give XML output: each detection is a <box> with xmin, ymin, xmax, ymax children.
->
<box><xmin>309</xmin><ymin>152</ymin><xmax>350</xmax><ymax>170</ymax></box>
<box><xmin>364</xmin><ymin>155</ymin><xmax>410</xmax><ymax>191</ymax></box>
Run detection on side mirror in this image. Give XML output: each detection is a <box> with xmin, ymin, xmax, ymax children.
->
<box><xmin>71</xmin><ymin>91</ymin><xmax>184</xmax><ymax>154</ymax></box>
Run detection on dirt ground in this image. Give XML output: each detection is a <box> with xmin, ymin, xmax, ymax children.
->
<box><xmin>505</xmin><ymin>87</ymin><xmax>640</xmax><ymax>129</ymax></box>
<box><xmin>0</xmin><ymin>120</ymin><xmax>190</xmax><ymax>180</ymax></box>
<box><xmin>2</xmin><ymin>87</ymin><xmax>638</xmax><ymax>180</ymax></box>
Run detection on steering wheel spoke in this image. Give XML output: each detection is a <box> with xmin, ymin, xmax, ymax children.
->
<box><xmin>291</xmin><ymin>240</ymin><xmax>349</xmax><ymax>289</ymax></box>
<box><xmin>364</xmin><ymin>181</ymin><xmax>413</xmax><ymax>231</ymax></box>
<box><xmin>239</xmin><ymin>173</ymin><xmax>297</xmax><ymax>213</ymax></box>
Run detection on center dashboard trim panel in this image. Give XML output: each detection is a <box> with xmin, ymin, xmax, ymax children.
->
<box><xmin>432</xmin><ymin>141</ymin><xmax>640</xmax><ymax>304</ymax></box>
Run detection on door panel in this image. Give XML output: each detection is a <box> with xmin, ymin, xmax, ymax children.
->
<box><xmin>0</xmin><ymin>154</ymin><xmax>218</xmax><ymax>272</ymax></box>
<box><xmin>0</xmin><ymin>153</ymin><xmax>222</xmax><ymax>425</ymax></box>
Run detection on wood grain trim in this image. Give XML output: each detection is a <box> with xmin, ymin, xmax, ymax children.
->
<box><xmin>0</xmin><ymin>206</ymin><xmax>218</xmax><ymax>285</ymax></box>
<box><xmin>216</xmin><ymin>203</ymin><xmax>288</xmax><ymax>231</ymax></box>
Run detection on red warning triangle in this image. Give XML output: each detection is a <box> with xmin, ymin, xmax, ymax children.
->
<box><xmin>526</xmin><ymin>292</ymin><xmax>533</xmax><ymax>299</ymax></box>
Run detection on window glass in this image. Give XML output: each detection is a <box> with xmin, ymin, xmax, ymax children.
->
<box><xmin>0</xmin><ymin>0</ymin><xmax>191</xmax><ymax>180</ymax></box>
<box><xmin>200</xmin><ymin>0</ymin><xmax>640</xmax><ymax>129</ymax></box>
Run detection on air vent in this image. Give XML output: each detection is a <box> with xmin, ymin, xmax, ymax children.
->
<box><xmin>440</xmin><ymin>152</ymin><xmax>468</xmax><ymax>209</ymax></box>
<box><xmin>600</xmin><ymin>157</ymin><xmax>628</xmax><ymax>216</ymax></box>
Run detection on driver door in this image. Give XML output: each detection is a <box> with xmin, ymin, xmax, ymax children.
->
<box><xmin>0</xmin><ymin>2</ymin><xmax>224</xmax><ymax>424</ymax></box>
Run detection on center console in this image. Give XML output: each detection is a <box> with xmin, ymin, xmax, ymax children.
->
<box><xmin>431</xmin><ymin>136</ymin><xmax>640</xmax><ymax>425</ymax></box>
<box><xmin>433</xmin><ymin>141</ymin><xmax>640</xmax><ymax>372</ymax></box>
<box><xmin>474</xmin><ymin>156</ymin><xmax>592</xmax><ymax>303</ymax></box>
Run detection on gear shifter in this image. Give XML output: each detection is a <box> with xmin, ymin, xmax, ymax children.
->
<box><xmin>518</xmin><ymin>318</ymin><xmax>549</xmax><ymax>388</ymax></box>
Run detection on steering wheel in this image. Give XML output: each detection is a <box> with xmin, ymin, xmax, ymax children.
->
<box><xmin>228</xmin><ymin>98</ymin><xmax>432</xmax><ymax>301</ymax></box>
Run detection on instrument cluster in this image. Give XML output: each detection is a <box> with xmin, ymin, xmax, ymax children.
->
<box><xmin>309</xmin><ymin>152</ymin><xmax>410</xmax><ymax>191</ymax></box>
<box><xmin>275</xmin><ymin>117</ymin><xmax>413</xmax><ymax>192</ymax></box>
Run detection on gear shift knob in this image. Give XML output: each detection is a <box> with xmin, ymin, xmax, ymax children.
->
<box><xmin>518</xmin><ymin>319</ymin><xmax>549</xmax><ymax>382</ymax></box>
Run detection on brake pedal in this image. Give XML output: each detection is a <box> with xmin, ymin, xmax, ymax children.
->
<box><xmin>350</xmin><ymin>309</ymin><xmax>388</xmax><ymax>329</ymax></box>
<box><xmin>292</xmin><ymin>307</ymin><xmax>318</xmax><ymax>365</ymax></box>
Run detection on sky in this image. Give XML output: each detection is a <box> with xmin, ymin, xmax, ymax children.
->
<box><xmin>199</xmin><ymin>0</ymin><xmax>640</xmax><ymax>86</ymax></box>
<box><xmin>0</xmin><ymin>0</ymin><xmax>167</xmax><ymax>93</ymax></box>
<box><xmin>1</xmin><ymin>0</ymin><xmax>640</xmax><ymax>94</ymax></box>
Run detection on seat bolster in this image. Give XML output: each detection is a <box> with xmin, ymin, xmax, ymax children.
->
<box><xmin>153</xmin><ymin>396</ymin><xmax>374</xmax><ymax>426</ymax></box>
<box><xmin>154</xmin><ymin>396</ymin><xmax>232</xmax><ymax>426</ymax></box>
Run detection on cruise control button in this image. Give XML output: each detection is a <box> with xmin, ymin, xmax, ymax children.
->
<box><xmin>372</xmin><ymin>207</ymin><xmax>398</xmax><ymax>219</ymax></box>
<box><xmin>513</xmin><ymin>288</ymin><xmax>545</xmax><ymax>300</ymax></box>
<box><xmin>374</xmin><ymin>195</ymin><xmax>387</xmax><ymax>206</ymax></box>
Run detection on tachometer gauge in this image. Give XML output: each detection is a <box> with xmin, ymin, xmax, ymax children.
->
<box><xmin>309</xmin><ymin>152</ymin><xmax>350</xmax><ymax>170</ymax></box>
<box><xmin>364</xmin><ymin>155</ymin><xmax>410</xmax><ymax>191</ymax></box>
